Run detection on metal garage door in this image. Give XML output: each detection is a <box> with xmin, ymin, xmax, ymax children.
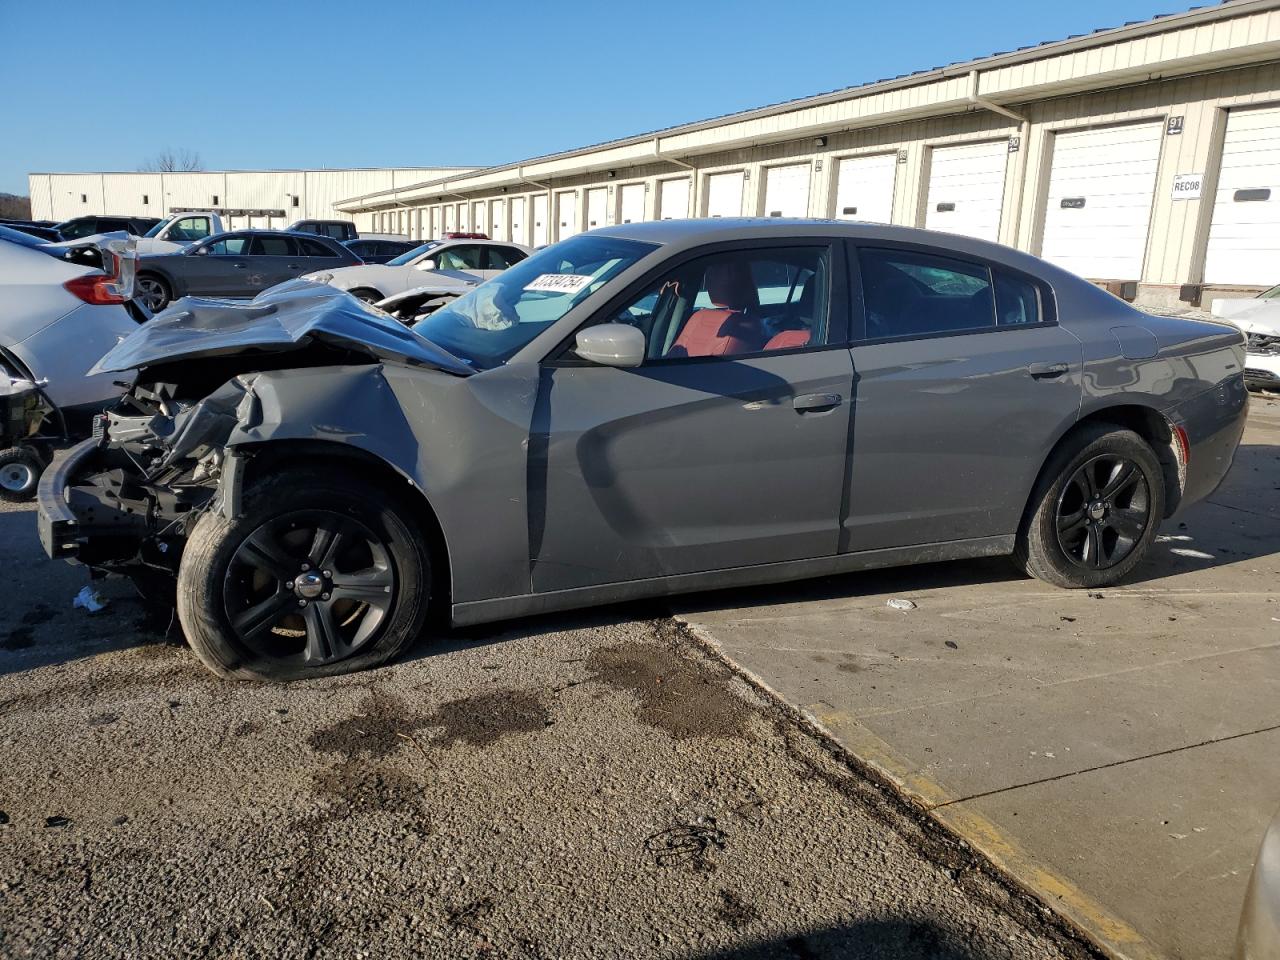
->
<box><xmin>659</xmin><ymin>178</ymin><xmax>689</xmax><ymax>220</ymax></box>
<box><xmin>491</xmin><ymin>199</ymin><xmax>507</xmax><ymax>241</ymax></box>
<box><xmin>1205</xmin><ymin>106</ymin><xmax>1280</xmax><ymax>285</ymax></box>
<box><xmin>619</xmin><ymin>183</ymin><xmax>645</xmax><ymax>224</ymax></box>
<box><xmin>472</xmin><ymin>201</ymin><xmax>486</xmax><ymax>236</ymax></box>
<box><xmin>1039</xmin><ymin>122</ymin><xmax>1163</xmax><ymax>280</ymax></box>
<box><xmin>430</xmin><ymin>207</ymin><xmax>441</xmax><ymax>239</ymax></box>
<box><xmin>556</xmin><ymin>191</ymin><xmax>578</xmax><ymax>241</ymax></box>
<box><xmin>763</xmin><ymin>163</ymin><xmax>811</xmax><ymax>217</ymax></box>
<box><xmin>706</xmin><ymin>172</ymin><xmax>744</xmax><ymax>218</ymax></box>
<box><xmin>834</xmin><ymin>153</ymin><xmax>897</xmax><ymax>223</ymax></box>
<box><xmin>510</xmin><ymin>197</ymin><xmax>526</xmax><ymax>245</ymax></box>
<box><xmin>459</xmin><ymin>203</ymin><xmax>472</xmax><ymax>233</ymax></box>
<box><xmin>533</xmin><ymin>194</ymin><xmax>549</xmax><ymax>247</ymax></box>
<box><xmin>444</xmin><ymin>205</ymin><xmax>456</xmax><ymax>234</ymax></box>
<box><xmin>586</xmin><ymin>187</ymin><xmax>607</xmax><ymax>229</ymax></box>
<box><xmin>925</xmin><ymin>140</ymin><xmax>1009</xmax><ymax>242</ymax></box>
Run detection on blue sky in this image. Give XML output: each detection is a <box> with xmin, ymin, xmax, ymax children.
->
<box><xmin>1</xmin><ymin>0</ymin><xmax>1192</xmax><ymax>196</ymax></box>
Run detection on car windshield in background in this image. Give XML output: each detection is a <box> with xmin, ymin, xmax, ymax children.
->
<box><xmin>1261</xmin><ymin>284</ymin><xmax>1280</xmax><ymax>299</ymax></box>
<box><xmin>143</xmin><ymin>221</ymin><xmax>167</xmax><ymax>238</ymax></box>
<box><xmin>386</xmin><ymin>240</ymin><xmax>442</xmax><ymax>267</ymax></box>
<box><xmin>411</xmin><ymin>235</ymin><xmax>657</xmax><ymax>369</ymax></box>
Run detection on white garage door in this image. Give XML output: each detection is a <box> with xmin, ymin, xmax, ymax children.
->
<box><xmin>834</xmin><ymin>153</ymin><xmax>897</xmax><ymax>223</ymax></box>
<box><xmin>586</xmin><ymin>187</ymin><xmax>607</xmax><ymax>229</ymax></box>
<box><xmin>556</xmin><ymin>191</ymin><xmax>578</xmax><ymax>241</ymax></box>
<box><xmin>925</xmin><ymin>140</ymin><xmax>1009</xmax><ymax>242</ymax></box>
<box><xmin>430</xmin><ymin>207</ymin><xmax>441</xmax><ymax>239</ymax></box>
<box><xmin>458</xmin><ymin>203</ymin><xmax>471</xmax><ymax>233</ymax></box>
<box><xmin>618</xmin><ymin>183</ymin><xmax>645</xmax><ymax>224</ymax></box>
<box><xmin>490</xmin><ymin>199</ymin><xmax>507</xmax><ymax>241</ymax></box>
<box><xmin>444</xmin><ymin>205</ymin><xmax>456</xmax><ymax>233</ymax></box>
<box><xmin>1039</xmin><ymin>122</ymin><xmax>1164</xmax><ymax>280</ymax></box>
<box><xmin>1205</xmin><ymin>106</ymin><xmax>1280</xmax><ymax>286</ymax></box>
<box><xmin>659</xmin><ymin>178</ymin><xmax>690</xmax><ymax>220</ymax></box>
<box><xmin>472</xmin><ymin>202</ymin><xmax>486</xmax><ymax>236</ymax></box>
<box><xmin>706</xmin><ymin>171</ymin><xmax>744</xmax><ymax>218</ymax></box>
<box><xmin>510</xmin><ymin>197</ymin><xmax>526</xmax><ymax>245</ymax></box>
<box><xmin>532</xmin><ymin>194</ymin><xmax>548</xmax><ymax>247</ymax></box>
<box><xmin>763</xmin><ymin>163</ymin><xmax>811</xmax><ymax>218</ymax></box>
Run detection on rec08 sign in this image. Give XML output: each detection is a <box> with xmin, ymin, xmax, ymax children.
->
<box><xmin>1171</xmin><ymin>173</ymin><xmax>1204</xmax><ymax>200</ymax></box>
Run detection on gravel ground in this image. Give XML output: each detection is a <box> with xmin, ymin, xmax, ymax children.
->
<box><xmin>0</xmin><ymin>500</ymin><xmax>1095</xmax><ymax>960</ymax></box>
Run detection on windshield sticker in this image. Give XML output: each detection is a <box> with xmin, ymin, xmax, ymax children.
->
<box><xmin>524</xmin><ymin>273</ymin><xmax>593</xmax><ymax>295</ymax></box>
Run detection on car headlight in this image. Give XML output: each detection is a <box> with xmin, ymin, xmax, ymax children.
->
<box><xmin>302</xmin><ymin>272</ymin><xmax>333</xmax><ymax>284</ymax></box>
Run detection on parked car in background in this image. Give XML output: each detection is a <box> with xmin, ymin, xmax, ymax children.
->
<box><xmin>342</xmin><ymin>237</ymin><xmax>419</xmax><ymax>264</ymax></box>
<box><xmin>40</xmin><ymin>220</ymin><xmax>1246</xmax><ymax>681</ymax></box>
<box><xmin>54</xmin><ymin>211</ymin><xmax>225</xmax><ymax>257</ymax></box>
<box><xmin>302</xmin><ymin>237</ymin><xmax>531</xmax><ymax>302</ymax></box>
<box><xmin>134</xmin><ymin>230</ymin><xmax>360</xmax><ymax>311</ymax></box>
<box><xmin>288</xmin><ymin>219</ymin><xmax>358</xmax><ymax>242</ymax></box>
<box><xmin>54</xmin><ymin>215</ymin><xmax>160</xmax><ymax>240</ymax></box>
<box><xmin>0</xmin><ymin>229</ymin><xmax>141</xmax><ymax>499</ymax></box>
<box><xmin>1</xmin><ymin>221</ymin><xmax>63</xmax><ymax>242</ymax></box>
<box><xmin>1212</xmin><ymin>285</ymin><xmax>1280</xmax><ymax>390</ymax></box>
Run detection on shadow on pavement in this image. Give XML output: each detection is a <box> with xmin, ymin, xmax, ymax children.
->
<box><xmin>691</xmin><ymin>918</ymin><xmax>997</xmax><ymax>959</ymax></box>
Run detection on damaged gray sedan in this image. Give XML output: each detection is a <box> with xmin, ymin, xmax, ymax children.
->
<box><xmin>38</xmin><ymin>220</ymin><xmax>1248</xmax><ymax>681</ymax></box>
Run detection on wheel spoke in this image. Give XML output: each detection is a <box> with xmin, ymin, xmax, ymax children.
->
<box><xmin>1057</xmin><ymin>507</ymin><xmax>1088</xmax><ymax>533</ymax></box>
<box><xmin>308</xmin><ymin>521</ymin><xmax>347</xmax><ymax>570</ymax></box>
<box><xmin>302</xmin><ymin>603</ymin><xmax>344</xmax><ymax>663</ymax></box>
<box><xmin>1100</xmin><ymin>462</ymin><xmax>1138</xmax><ymax>500</ymax></box>
<box><xmin>1109</xmin><ymin>508</ymin><xmax>1146</xmax><ymax>542</ymax></box>
<box><xmin>236</xmin><ymin>530</ymin><xmax>297</xmax><ymax>582</ymax></box>
<box><xmin>232</xmin><ymin>591</ymin><xmax>294</xmax><ymax>641</ymax></box>
<box><xmin>330</xmin><ymin>567</ymin><xmax>394</xmax><ymax>605</ymax></box>
<box><xmin>1083</xmin><ymin>523</ymin><xmax>1105</xmax><ymax>568</ymax></box>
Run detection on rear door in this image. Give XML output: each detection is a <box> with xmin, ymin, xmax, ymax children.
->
<box><xmin>249</xmin><ymin>234</ymin><xmax>302</xmax><ymax>289</ymax></box>
<box><xmin>295</xmin><ymin>235</ymin><xmax>347</xmax><ymax>273</ymax></box>
<box><xmin>844</xmin><ymin>241</ymin><xmax>1082</xmax><ymax>552</ymax></box>
<box><xmin>533</xmin><ymin>240</ymin><xmax>853</xmax><ymax>592</ymax></box>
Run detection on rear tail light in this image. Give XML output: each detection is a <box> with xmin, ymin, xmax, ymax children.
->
<box><xmin>63</xmin><ymin>273</ymin><xmax>129</xmax><ymax>304</ymax></box>
<box><xmin>1174</xmin><ymin>424</ymin><xmax>1190</xmax><ymax>465</ymax></box>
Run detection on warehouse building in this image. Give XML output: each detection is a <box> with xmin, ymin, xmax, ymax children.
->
<box><xmin>27</xmin><ymin>167</ymin><xmax>473</xmax><ymax>233</ymax></box>
<box><xmin>334</xmin><ymin>0</ymin><xmax>1280</xmax><ymax>307</ymax></box>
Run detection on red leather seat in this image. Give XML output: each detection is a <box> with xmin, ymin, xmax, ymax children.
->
<box><xmin>764</xmin><ymin>329</ymin><xmax>811</xmax><ymax>350</ymax></box>
<box><xmin>667</xmin><ymin>261</ymin><xmax>763</xmax><ymax>358</ymax></box>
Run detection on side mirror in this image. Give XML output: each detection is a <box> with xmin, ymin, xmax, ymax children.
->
<box><xmin>575</xmin><ymin>323</ymin><xmax>645</xmax><ymax>368</ymax></box>
<box><xmin>416</xmin><ymin>258</ymin><xmax>437</xmax><ymax>271</ymax></box>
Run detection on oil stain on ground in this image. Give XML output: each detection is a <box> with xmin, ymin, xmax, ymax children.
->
<box><xmin>586</xmin><ymin>639</ymin><xmax>755</xmax><ymax>740</ymax></box>
<box><xmin>1</xmin><ymin>604</ymin><xmax>57</xmax><ymax>651</ymax></box>
<box><xmin>307</xmin><ymin>692</ymin><xmax>433</xmax><ymax>761</ymax></box>
<box><xmin>427</xmin><ymin>689</ymin><xmax>551</xmax><ymax>749</ymax></box>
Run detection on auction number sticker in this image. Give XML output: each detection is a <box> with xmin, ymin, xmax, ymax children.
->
<box><xmin>524</xmin><ymin>273</ymin><xmax>593</xmax><ymax>295</ymax></box>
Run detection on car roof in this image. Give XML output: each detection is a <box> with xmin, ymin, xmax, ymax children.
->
<box><xmin>591</xmin><ymin>217</ymin><xmax>1065</xmax><ymax>279</ymax></box>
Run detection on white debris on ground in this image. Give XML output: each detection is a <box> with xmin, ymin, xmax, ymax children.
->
<box><xmin>72</xmin><ymin>585</ymin><xmax>108</xmax><ymax>614</ymax></box>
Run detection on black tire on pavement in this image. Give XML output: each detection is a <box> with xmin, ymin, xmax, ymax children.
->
<box><xmin>176</xmin><ymin>468</ymin><xmax>432</xmax><ymax>681</ymax></box>
<box><xmin>136</xmin><ymin>273</ymin><xmax>172</xmax><ymax>312</ymax></box>
<box><xmin>0</xmin><ymin>446</ymin><xmax>42</xmax><ymax>502</ymax></box>
<box><xmin>1013</xmin><ymin>424</ymin><xmax>1165</xmax><ymax>589</ymax></box>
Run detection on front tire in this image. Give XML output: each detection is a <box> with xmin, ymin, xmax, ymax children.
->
<box><xmin>1014</xmin><ymin>425</ymin><xmax>1165</xmax><ymax>589</ymax></box>
<box><xmin>136</xmin><ymin>273</ymin><xmax>172</xmax><ymax>312</ymax></box>
<box><xmin>0</xmin><ymin>447</ymin><xmax>42</xmax><ymax>502</ymax></box>
<box><xmin>176</xmin><ymin>468</ymin><xmax>431</xmax><ymax>681</ymax></box>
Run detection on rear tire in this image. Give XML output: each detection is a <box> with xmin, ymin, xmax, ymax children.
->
<box><xmin>1014</xmin><ymin>424</ymin><xmax>1164</xmax><ymax>589</ymax></box>
<box><xmin>176</xmin><ymin>468</ymin><xmax>431</xmax><ymax>681</ymax></box>
<box><xmin>0</xmin><ymin>447</ymin><xmax>42</xmax><ymax>502</ymax></box>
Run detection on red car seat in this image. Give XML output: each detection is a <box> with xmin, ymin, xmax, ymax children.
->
<box><xmin>667</xmin><ymin>261</ymin><xmax>763</xmax><ymax>357</ymax></box>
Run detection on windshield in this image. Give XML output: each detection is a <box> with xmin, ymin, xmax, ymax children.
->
<box><xmin>1261</xmin><ymin>284</ymin><xmax>1280</xmax><ymax>300</ymax></box>
<box><xmin>143</xmin><ymin>218</ymin><xmax>170</xmax><ymax>238</ymax></box>
<box><xmin>410</xmin><ymin>235</ymin><xmax>657</xmax><ymax>369</ymax></box>
<box><xmin>387</xmin><ymin>240</ymin><xmax>442</xmax><ymax>267</ymax></box>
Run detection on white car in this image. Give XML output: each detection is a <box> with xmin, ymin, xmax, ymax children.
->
<box><xmin>51</xmin><ymin>211</ymin><xmax>225</xmax><ymax>257</ymax></box>
<box><xmin>1212</xmin><ymin>285</ymin><xmax>1280</xmax><ymax>390</ymax></box>
<box><xmin>0</xmin><ymin>227</ymin><xmax>142</xmax><ymax>498</ymax></box>
<box><xmin>302</xmin><ymin>237</ymin><xmax>532</xmax><ymax>303</ymax></box>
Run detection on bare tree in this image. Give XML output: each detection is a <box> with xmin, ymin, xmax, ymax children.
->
<box><xmin>138</xmin><ymin>149</ymin><xmax>203</xmax><ymax>173</ymax></box>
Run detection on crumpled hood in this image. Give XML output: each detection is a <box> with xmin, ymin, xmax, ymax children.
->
<box><xmin>90</xmin><ymin>279</ymin><xmax>473</xmax><ymax>375</ymax></box>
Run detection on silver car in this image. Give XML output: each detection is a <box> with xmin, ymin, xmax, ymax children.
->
<box><xmin>37</xmin><ymin>220</ymin><xmax>1247</xmax><ymax>681</ymax></box>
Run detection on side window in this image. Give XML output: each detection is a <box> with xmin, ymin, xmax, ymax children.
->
<box><xmin>251</xmin><ymin>235</ymin><xmax>297</xmax><ymax>257</ymax></box>
<box><xmin>484</xmin><ymin>246</ymin><xmax>524</xmax><ymax>270</ymax></box>
<box><xmin>205</xmin><ymin>235</ymin><xmax>251</xmax><ymax>256</ymax></box>
<box><xmin>601</xmin><ymin>246</ymin><xmax>830</xmax><ymax>361</ymax></box>
<box><xmin>437</xmin><ymin>245</ymin><xmax>485</xmax><ymax>271</ymax></box>
<box><xmin>858</xmin><ymin>248</ymin><xmax>995</xmax><ymax>339</ymax></box>
<box><xmin>296</xmin><ymin>237</ymin><xmax>338</xmax><ymax>257</ymax></box>
<box><xmin>170</xmin><ymin>217</ymin><xmax>211</xmax><ymax>241</ymax></box>
<box><xmin>994</xmin><ymin>272</ymin><xmax>1042</xmax><ymax>326</ymax></box>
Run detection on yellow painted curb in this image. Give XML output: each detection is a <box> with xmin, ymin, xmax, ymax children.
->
<box><xmin>808</xmin><ymin>705</ymin><xmax>1164</xmax><ymax>960</ymax></box>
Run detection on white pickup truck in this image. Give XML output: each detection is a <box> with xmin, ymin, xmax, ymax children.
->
<box><xmin>54</xmin><ymin>211</ymin><xmax>225</xmax><ymax>256</ymax></box>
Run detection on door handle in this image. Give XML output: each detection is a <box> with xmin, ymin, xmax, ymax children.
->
<box><xmin>232</xmin><ymin>262</ymin><xmax>247</xmax><ymax>269</ymax></box>
<box><xmin>793</xmin><ymin>393</ymin><xmax>843</xmax><ymax>413</ymax></box>
<box><xmin>1028</xmin><ymin>361</ymin><xmax>1069</xmax><ymax>379</ymax></box>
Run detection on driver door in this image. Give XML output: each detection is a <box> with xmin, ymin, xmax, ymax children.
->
<box><xmin>530</xmin><ymin>241</ymin><xmax>854</xmax><ymax>593</ymax></box>
<box><xmin>183</xmin><ymin>234</ymin><xmax>254</xmax><ymax>296</ymax></box>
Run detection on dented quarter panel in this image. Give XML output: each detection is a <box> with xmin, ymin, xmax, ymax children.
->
<box><xmin>225</xmin><ymin>362</ymin><xmax>540</xmax><ymax>603</ymax></box>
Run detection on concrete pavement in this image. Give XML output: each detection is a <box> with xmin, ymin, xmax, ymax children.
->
<box><xmin>677</xmin><ymin>398</ymin><xmax>1280</xmax><ymax>960</ymax></box>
